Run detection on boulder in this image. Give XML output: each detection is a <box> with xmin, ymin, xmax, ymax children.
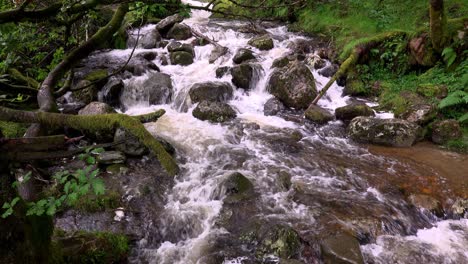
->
<box><xmin>335</xmin><ymin>103</ymin><xmax>375</xmax><ymax>122</ymax></box>
<box><xmin>71</xmin><ymin>80</ymin><xmax>98</xmax><ymax>105</ymax></box>
<box><xmin>216</xmin><ymin>66</ymin><xmax>230</xmax><ymax>78</ymax></box>
<box><xmin>126</xmin><ymin>28</ymin><xmax>161</xmax><ymax>49</ymax></box>
<box><xmin>170</xmin><ymin>51</ymin><xmax>194</xmax><ymax>65</ymax></box>
<box><xmin>78</xmin><ymin>102</ymin><xmax>116</xmax><ymax>115</ymax></box>
<box><xmin>266</xmin><ymin>61</ymin><xmax>317</xmax><ymax>109</ymax></box>
<box><xmin>96</xmin><ymin>151</ymin><xmax>126</xmax><ymax>165</ymax></box>
<box><xmin>166</xmin><ymin>23</ymin><xmax>192</xmax><ymax>40</ymax></box>
<box><xmin>192</xmin><ymin>101</ymin><xmax>236</xmax><ymax>123</ymax></box>
<box><xmin>271</xmin><ymin>56</ymin><xmax>291</xmax><ymax>68</ymax></box>
<box><xmin>136</xmin><ymin>51</ymin><xmax>158</xmax><ymax>61</ymax></box>
<box><xmin>156</xmin><ymin>14</ymin><xmax>184</xmax><ymax>35</ymax></box>
<box><xmin>231</xmin><ymin>63</ymin><xmax>261</xmax><ymax>90</ymax></box>
<box><xmin>263</xmin><ymin>97</ymin><xmax>285</xmax><ymax>116</ymax></box>
<box><xmin>287</xmin><ymin>38</ymin><xmax>315</xmax><ymax>55</ymax></box>
<box><xmin>318</xmin><ymin>64</ymin><xmax>338</xmax><ymax>77</ymax></box>
<box><xmin>399</xmin><ymin>104</ymin><xmax>436</xmax><ymax>125</ymax></box>
<box><xmin>248</xmin><ymin>35</ymin><xmax>274</xmax><ymax>50</ymax></box>
<box><xmin>101</xmin><ymin>77</ymin><xmax>124</xmax><ymax>108</ymax></box>
<box><xmin>167</xmin><ymin>41</ymin><xmax>194</xmax><ymax>55</ymax></box>
<box><xmin>232</xmin><ymin>48</ymin><xmax>255</xmax><ymax>64</ymax></box>
<box><xmin>222</xmin><ymin>172</ymin><xmax>254</xmax><ymax>202</ymax></box>
<box><xmin>408</xmin><ymin>194</ymin><xmax>443</xmax><ymax>216</ymax></box>
<box><xmin>304</xmin><ymin>105</ymin><xmax>334</xmax><ymax>124</ymax></box>
<box><xmin>416</xmin><ymin>84</ymin><xmax>448</xmax><ymax>99</ymax></box>
<box><xmin>451</xmin><ymin>199</ymin><xmax>468</xmax><ymax>216</ymax></box>
<box><xmin>189</xmin><ymin>81</ymin><xmax>233</xmax><ymax>103</ymax></box>
<box><xmin>321</xmin><ymin>232</ymin><xmax>364</xmax><ymax>264</ymax></box>
<box><xmin>431</xmin><ymin>119</ymin><xmax>462</xmax><ymax>144</ymax></box>
<box><xmin>348</xmin><ymin>117</ymin><xmax>422</xmax><ymax>147</ymax></box>
<box><xmin>257</xmin><ymin>225</ymin><xmax>301</xmax><ymax>259</ymax></box>
<box><xmin>209</xmin><ymin>46</ymin><xmax>229</xmax><ymax>63</ymax></box>
<box><xmin>114</xmin><ymin>128</ymin><xmax>148</xmax><ymax>156</ymax></box>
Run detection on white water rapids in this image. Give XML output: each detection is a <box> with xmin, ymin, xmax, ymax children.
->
<box><xmin>91</xmin><ymin>1</ymin><xmax>468</xmax><ymax>263</ymax></box>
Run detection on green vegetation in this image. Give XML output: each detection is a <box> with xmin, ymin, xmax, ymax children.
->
<box><xmin>0</xmin><ymin>121</ymin><xmax>28</xmax><ymax>138</ymax></box>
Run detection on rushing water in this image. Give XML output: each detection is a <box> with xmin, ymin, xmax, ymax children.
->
<box><xmin>90</xmin><ymin>1</ymin><xmax>468</xmax><ymax>263</ymax></box>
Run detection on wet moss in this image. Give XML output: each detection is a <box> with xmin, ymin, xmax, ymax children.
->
<box><xmin>72</xmin><ymin>191</ymin><xmax>121</xmax><ymax>213</ymax></box>
<box><xmin>0</xmin><ymin>121</ymin><xmax>28</xmax><ymax>138</ymax></box>
<box><xmin>256</xmin><ymin>225</ymin><xmax>301</xmax><ymax>259</ymax></box>
<box><xmin>84</xmin><ymin>69</ymin><xmax>108</xmax><ymax>82</ymax></box>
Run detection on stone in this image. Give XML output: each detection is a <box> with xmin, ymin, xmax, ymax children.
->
<box><xmin>451</xmin><ymin>199</ymin><xmax>468</xmax><ymax>216</ymax></box>
<box><xmin>287</xmin><ymin>38</ymin><xmax>315</xmax><ymax>55</ymax></box>
<box><xmin>71</xmin><ymin>80</ymin><xmax>98</xmax><ymax>105</ymax></box>
<box><xmin>96</xmin><ymin>151</ymin><xmax>126</xmax><ymax>165</ymax></box>
<box><xmin>271</xmin><ymin>56</ymin><xmax>290</xmax><ymax>68</ymax></box>
<box><xmin>263</xmin><ymin>97</ymin><xmax>285</xmax><ymax>116</ymax></box>
<box><xmin>167</xmin><ymin>41</ymin><xmax>194</xmax><ymax>55</ymax></box>
<box><xmin>127</xmin><ymin>28</ymin><xmax>161</xmax><ymax>49</ymax></box>
<box><xmin>321</xmin><ymin>232</ymin><xmax>365</xmax><ymax>264</ymax></box>
<box><xmin>156</xmin><ymin>14</ymin><xmax>184</xmax><ymax>35</ymax></box>
<box><xmin>192</xmin><ymin>101</ymin><xmax>236</xmax><ymax>123</ymax></box>
<box><xmin>266</xmin><ymin>61</ymin><xmax>317</xmax><ymax>109</ymax></box>
<box><xmin>209</xmin><ymin>46</ymin><xmax>229</xmax><ymax>63</ymax></box>
<box><xmin>232</xmin><ymin>48</ymin><xmax>255</xmax><ymax>64</ymax></box>
<box><xmin>216</xmin><ymin>66</ymin><xmax>230</xmax><ymax>78</ymax></box>
<box><xmin>277</xmin><ymin>171</ymin><xmax>292</xmax><ymax>191</ymax></box>
<box><xmin>318</xmin><ymin>64</ymin><xmax>338</xmax><ymax>78</ymax></box>
<box><xmin>313</xmin><ymin>58</ymin><xmax>326</xmax><ymax>69</ymax></box>
<box><xmin>137</xmin><ymin>51</ymin><xmax>158</xmax><ymax>61</ymax></box>
<box><xmin>399</xmin><ymin>104</ymin><xmax>436</xmax><ymax>125</ymax></box>
<box><xmin>114</xmin><ymin>128</ymin><xmax>148</xmax><ymax>156</ymax></box>
<box><xmin>101</xmin><ymin>77</ymin><xmax>124</xmax><ymax>108</ymax></box>
<box><xmin>231</xmin><ymin>63</ymin><xmax>261</xmax><ymax>90</ymax></box>
<box><xmin>257</xmin><ymin>225</ymin><xmax>301</xmax><ymax>259</ymax></box>
<box><xmin>222</xmin><ymin>172</ymin><xmax>254</xmax><ymax>201</ymax></box>
<box><xmin>335</xmin><ymin>103</ymin><xmax>375</xmax><ymax>122</ymax></box>
<box><xmin>431</xmin><ymin>119</ymin><xmax>462</xmax><ymax>144</ymax></box>
<box><xmin>343</xmin><ymin>79</ymin><xmax>368</xmax><ymax>96</ymax></box>
<box><xmin>305</xmin><ymin>105</ymin><xmax>334</xmax><ymax>124</ymax></box>
<box><xmin>122</xmin><ymin>72</ymin><xmax>173</xmax><ymax>106</ymax></box>
<box><xmin>408</xmin><ymin>194</ymin><xmax>443</xmax><ymax>216</ymax></box>
<box><xmin>78</xmin><ymin>102</ymin><xmax>116</xmax><ymax>115</ymax></box>
<box><xmin>348</xmin><ymin>117</ymin><xmax>422</xmax><ymax>147</ymax></box>
<box><xmin>170</xmin><ymin>51</ymin><xmax>194</xmax><ymax>65</ymax></box>
<box><xmin>416</xmin><ymin>84</ymin><xmax>448</xmax><ymax>99</ymax></box>
<box><xmin>189</xmin><ymin>81</ymin><xmax>233</xmax><ymax>103</ymax></box>
<box><xmin>248</xmin><ymin>35</ymin><xmax>274</xmax><ymax>50</ymax></box>
<box><xmin>166</xmin><ymin>23</ymin><xmax>192</xmax><ymax>40</ymax></box>
<box><xmin>106</xmin><ymin>164</ymin><xmax>128</xmax><ymax>175</ymax></box>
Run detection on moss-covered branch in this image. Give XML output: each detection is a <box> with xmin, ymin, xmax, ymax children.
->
<box><xmin>430</xmin><ymin>0</ymin><xmax>448</xmax><ymax>53</ymax></box>
<box><xmin>0</xmin><ymin>106</ymin><xmax>179</xmax><ymax>176</ymax></box>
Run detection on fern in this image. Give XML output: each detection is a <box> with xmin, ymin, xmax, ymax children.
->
<box><xmin>442</xmin><ymin>47</ymin><xmax>457</xmax><ymax>67</ymax></box>
<box><xmin>459</xmin><ymin>113</ymin><xmax>468</xmax><ymax>124</ymax></box>
<box><xmin>438</xmin><ymin>90</ymin><xmax>468</xmax><ymax>109</ymax></box>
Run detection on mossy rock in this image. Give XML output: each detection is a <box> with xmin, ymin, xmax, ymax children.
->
<box><xmin>305</xmin><ymin>105</ymin><xmax>334</xmax><ymax>124</ymax></box>
<box><xmin>335</xmin><ymin>103</ymin><xmax>375</xmax><ymax>122</ymax></box>
<box><xmin>170</xmin><ymin>51</ymin><xmax>194</xmax><ymax>65</ymax></box>
<box><xmin>192</xmin><ymin>101</ymin><xmax>237</xmax><ymax>123</ymax></box>
<box><xmin>416</xmin><ymin>84</ymin><xmax>448</xmax><ymax>99</ymax></box>
<box><xmin>71</xmin><ymin>191</ymin><xmax>121</xmax><ymax>213</ymax></box>
<box><xmin>321</xmin><ymin>232</ymin><xmax>364</xmax><ymax>264</ymax></box>
<box><xmin>343</xmin><ymin>79</ymin><xmax>369</xmax><ymax>96</ymax></box>
<box><xmin>248</xmin><ymin>35</ymin><xmax>274</xmax><ymax>50</ymax></box>
<box><xmin>256</xmin><ymin>225</ymin><xmax>301</xmax><ymax>259</ymax></box>
<box><xmin>431</xmin><ymin>119</ymin><xmax>462</xmax><ymax>144</ymax></box>
<box><xmin>55</xmin><ymin>231</ymin><xmax>129</xmax><ymax>264</ymax></box>
<box><xmin>222</xmin><ymin>172</ymin><xmax>254</xmax><ymax>202</ymax></box>
<box><xmin>84</xmin><ymin>69</ymin><xmax>108</xmax><ymax>82</ymax></box>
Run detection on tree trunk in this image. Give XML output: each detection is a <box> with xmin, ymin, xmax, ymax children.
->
<box><xmin>430</xmin><ymin>0</ymin><xmax>447</xmax><ymax>53</ymax></box>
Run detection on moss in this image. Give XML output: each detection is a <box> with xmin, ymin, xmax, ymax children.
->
<box><xmin>56</xmin><ymin>231</ymin><xmax>129</xmax><ymax>264</ymax></box>
<box><xmin>416</xmin><ymin>83</ymin><xmax>448</xmax><ymax>98</ymax></box>
<box><xmin>257</xmin><ymin>226</ymin><xmax>301</xmax><ymax>259</ymax></box>
<box><xmin>0</xmin><ymin>121</ymin><xmax>28</xmax><ymax>138</ymax></box>
<box><xmin>84</xmin><ymin>69</ymin><xmax>108</xmax><ymax>82</ymax></box>
<box><xmin>72</xmin><ymin>191</ymin><xmax>121</xmax><ymax>213</ymax></box>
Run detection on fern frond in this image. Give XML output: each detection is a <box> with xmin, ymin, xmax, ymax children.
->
<box><xmin>459</xmin><ymin>113</ymin><xmax>468</xmax><ymax>124</ymax></box>
<box><xmin>438</xmin><ymin>90</ymin><xmax>468</xmax><ymax>109</ymax></box>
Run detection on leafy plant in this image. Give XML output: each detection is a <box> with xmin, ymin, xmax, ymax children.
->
<box><xmin>438</xmin><ymin>90</ymin><xmax>468</xmax><ymax>109</ymax></box>
<box><xmin>442</xmin><ymin>47</ymin><xmax>457</xmax><ymax>67</ymax></box>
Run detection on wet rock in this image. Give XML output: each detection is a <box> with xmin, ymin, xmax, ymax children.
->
<box><xmin>191</xmin><ymin>38</ymin><xmax>210</xmax><ymax>46</ymax></box>
<box><xmin>451</xmin><ymin>199</ymin><xmax>468</xmax><ymax>216</ymax></box>
<box><xmin>166</xmin><ymin>23</ymin><xmax>192</xmax><ymax>40</ymax></box>
<box><xmin>431</xmin><ymin>119</ymin><xmax>462</xmax><ymax>144</ymax></box>
<box><xmin>399</xmin><ymin>104</ymin><xmax>436</xmax><ymax>125</ymax></box>
<box><xmin>167</xmin><ymin>41</ymin><xmax>194</xmax><ymax>56</ymax></box>
<box><xmin>114</xmin><ymin>128</ymin><xmax>148</xmax><ymax>157</ymax></box>
<box><xmin>156</xmin><ymin>14</ymin><xmax>184</xmax><ymax>35</ymax></box>
<box><xmin>318</xmin><ymin>64</ymin><xmax>338</xmax><ymax>78</ymax></box>
<box><xmin>216</xmin><ymin>66</ymin><xmax>230</xmax><ymax>78</ymax></box>
<box><xmin>78</xmin><ymin>102</ymin><xmax>116</xmax><ymax>115</ymax></box>
<box><xmin>209</xmin><ymin>46</ymin><xmax>229</xmax><ymax>63</ymax></box>
<box><xmin>348</xmin><ymin>117</ymin><xmax>422</xmax><ymax>147</ymax></box>
<box><xmin>408</xmin><ymin>194</ymin><xmax>443</xmax><ymax>216</ymax></box>
<box><xmin>271</xmin><ymin>56</ymin><xmax>291</xmax><ymax>68</ymax></box>
<box><xmin>343</xmin><ymin>78</ymin><xmax>368</xmax><ymax>97</ymax></box>
<box><xmin>189</xmin><ymin>81</ymin><xmax>233</xmax><ymax>103</ymax></box>
<box><xmin>248</xmin><ymin>35</ymin><xmax>274</xmax><ymax>50</ymax></box>
<box><xmin>101</xmin><ymin>77</ymin><xmax>124</xmax><ymax>108</ymax></box>
<box><xmin>136</xmin><ymin>51</ymin><xmax>158</xmax><ymax>61</ymax></box>
<box><xmin>193</xmin><ymin>101</ymin><xmax>237</xmax><ymax>123</ymax></box>
<box><xmin>124</xmin><ymin>72</ymin><xmax>173</xmax><ymax>106</ymax></box>
<box><xmin>170</xmin><ymin>51</ymin><xmax>194</xmax><ymax>65</ymax></box>
<box><xmin>71</xmin><ymin>80</ymin><xmax>99</xmax><ymax>105</ymax></box>
<box><xmin>263</xmin><ymin>97</ymin><xmax>285</xmax><ymax>116</ymax></box>
<box><xmin>231</xmin><ymin>63</ymin><xmax>261</xmax><ymax>90</ymax></box>
<box><xmin>305</xmin><ymin>105</ymin><xmax>334</xmax><ymax>124</ymax></box>
<box><xmin>96</xmin><ymin>151</ymin><xmax>126</xmax><ymax>165</ymax></box>
<box><xmin>106</xmin><ymin>164</ymin><xmax>128</xmax><ymax>175</ymax></box>
<box><xmin>124</xmin><ymin>62</ymin><xmax>159</xmax><ymax>76</ymax></box>
<box><xmin>277</xmin><ymin>171</ymin><xmax>292</xmax><ymax>191</ymax></box>
<box><xmin>335</xmin><ymin>103</ymin><xmax>375</xmax><ymax>122</ymax></box>
<box><xmin>321</xmin><ymin>232</ymin><xmax>364</xmax><ymax>264</ymax></box>
<box><xmin>127</xmin><ymin>28</ymin><xmax>161</xmax><ymax>49</ymax></box>
<box><xmin>257</xmin><ymin>225</ymin><xmax>301</xmax><ymax>259</ymax></box>
<box><xmin>267</xmin><ymin>61</ymin><xmax>317</xmax><ymax>109</ymax></box>
<box><xmin>233</xmin><ymin>48</ymin><xmax>255</xmax><ymax>64</ymax></box>
<box><xmin>287</xmin><ymin>38</ymin><xmax>315</xmax><ymax>55</ymax></box>
<box><xmin>313</xmin><ymin>58</ymin><xmax>326</xmax><ymax>69</ymax></box>
<box><xmin>222</xmin><ymin>172</ymin><xmax>254</xmax><ymax>202</ymax></box>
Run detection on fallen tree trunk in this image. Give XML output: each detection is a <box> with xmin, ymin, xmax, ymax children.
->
<box><xmin>0</xmin><ymin>106</ymin><xmax>179</xmax><ymax>176</ymax></box>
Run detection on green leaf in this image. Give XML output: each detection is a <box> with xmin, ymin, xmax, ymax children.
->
<box><xmin>64</xmin><ymin>181</ymin><xmax>71</xmax><ymax>194</ymax></box>
<box><xmin>10</xmin><ymin>197</ymin><xmax>20</xmax><ymax>207</ymax></box>
<box><xmin>89</xmin><ymin>169</ymin><xmax>99</xmax><ymax>179</ymax></box>
<box><xmin>458</xmin><ymin>113</ymin><xmax>468</xmax><ymax>123</ymax></box>
<box><xmin>46</xmin><ymin>205</ymin><xmax>56</xmax><ymax>216</ymax></box>
<box><xmin>86</xmin><ymin>156</ymin><xmax>96</xmax><ymax>165</ymax></box>
<box><xmin>92</xmin><ymin>179</ymin><xmax>105</xmax><ymax>195</ymax></box>
<box><xmin>2</xmin><ymin>208</ymin><xmax>13</xmax><ymax>218</ymax></box>
<box><xmin>91</xmin><ymin>147</ymin><xmax>105</xmax><ymax>154</ymax></box>
<box><xmin>2</xmin><ymin>202</ymin><xmax>10</xmax><ymax>209</ymax></box>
